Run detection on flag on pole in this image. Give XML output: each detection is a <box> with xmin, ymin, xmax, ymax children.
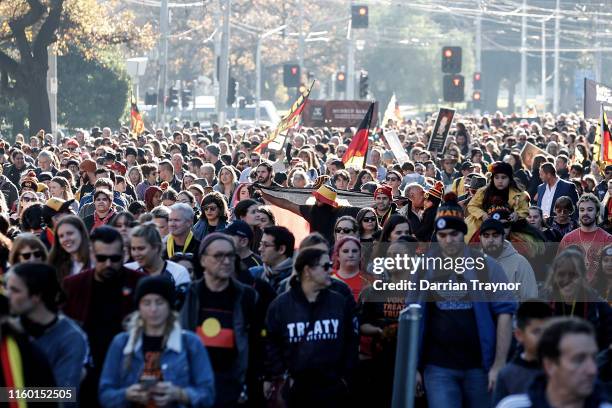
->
<box><xmin>594</xmin><ymin>105</ymin><xmax>612</xmax><ymax>166</ymax></box>
<box><xmin>253</xmin><ymin>81</ymin><xmax>314</xmax><ymax>153</ymax></box>
<box><xmin>342</xmin><ymin>102</ymin><xmax>375</xmax><ymax>169</ymax></box>
<box><xmin>130</xmin><ymin>94</ymin><xmax>145</xmax><ymax>135</ymax></box>
<box><xmin>382</xmin><ymin>93</ymin><xmax>401</xmax><ymax>126</ymax></box>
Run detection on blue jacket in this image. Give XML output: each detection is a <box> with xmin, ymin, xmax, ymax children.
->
<box><xmin>406</xmin><ymin>248</ymin><xmax>517</xmax><ymax>371</ymax></box>
<box><xmin>536</xmin><ymin>178</ymin><xmax>579</xmax><ymax>218</ymax></box>
<box><xmin>99</xmin><ymin>323</ymin><xmax>215</xmax><ymax>408</ymax></box>
<box><xmin>30</xmin><ymin>314</ymin><xmax>89</xmax><ymax>391</ymax></box>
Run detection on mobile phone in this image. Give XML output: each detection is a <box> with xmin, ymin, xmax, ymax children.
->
<box><xmin>140</xmin><ymin>376</ymin><xmax>158</xmax><ymax>390</ymax></box>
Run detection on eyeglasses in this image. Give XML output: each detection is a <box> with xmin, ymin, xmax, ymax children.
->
<box><xmin>335</xmin><ymin>227</ymin><xmax>356</xmax><ymax>234</ymax></box>
<box><xmin>203</xmin><ymin>205</ymin><xmax>218</xmax><ymax>212</ymax></box>
<box><xmin>362</xmin><ymin>217</ymin><xmax>377</xmax><ymax>223</ymax></box>
<box><xmin>318</xmin><ymin>262</ymin><xmax>333</xmax><ymax>271</ymax></box>
<box><xmin>19</xmin><ymin>250</ymin><xmax>43</xmax><ymax>260</ymax></box>
<box><xmin>386</xmin><ymin>177</ymin><xmax>399</xmax><ymax>182</ymax></box>
<box><xmin>205</xmin><ymin>252</ymin><xmax>236</xmax><ymax>262</ymax></box>
<box><xmin>95</xmin><ymin>254</ymin><xmax>123</xmax><ymax>263</ymax></box>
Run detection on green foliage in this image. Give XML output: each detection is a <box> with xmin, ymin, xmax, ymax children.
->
<box><xmin>58</xmin><ymin>49</ymin><xmax>130</xmax><ymax>129</ymax></box>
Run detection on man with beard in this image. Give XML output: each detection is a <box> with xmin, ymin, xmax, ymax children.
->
<box><xmin>558</xmin><ymin>193</ymin><xmax>612</xmax><ymax>281</ymax></box>
<box><xmin>497</xmin><ymin>317</ymin><xmax>608</xmax><ymax>408</ymax></box>
<box><xmin>407</xmin><ymin>193</ymin><xmax>516</xmax><ymax>408</ymax></box>
<box><xmin>62</xmin><ymin>226</ymin><xmax>145</xmax><ymax>406</ymax></box>
<box><xmin>373</xmin><ymin>185</ymin><xmax>397</xmax><ymax>226</ymax></box>
<box><xmin>255</xmin><ymin>162</ymin><xmax>281</xmax><ymax>188</ymax></box>
<box><xmin>259</xmin><ymin>184</ymin><xmax>359</xmax><ymax>243</ymax></box>
<box><xmin>479</xmin><ymin>218</ymin><xmax>538</xmax><ymax>301</ymax></box>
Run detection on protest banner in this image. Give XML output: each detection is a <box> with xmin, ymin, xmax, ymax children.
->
<box><xmin>584</xmin><ymin>78</ymin><xmax>612</xmax><ymax>119</ymax></box>
<box><xmin>383</xmin><ymin>130</ymin><xmax>410</xmax><ymax>164</ymax></box>
<box><xmin>427</xmin><ymin>107</ymin><xmax>455</xmax><ymax>155</ymax></box>
<box><xmin>520</xmin><ymin>141</ymin><xmax>553</xmax><ymax>169</ymax></box>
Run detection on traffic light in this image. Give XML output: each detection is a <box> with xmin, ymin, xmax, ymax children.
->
<box><xmin>359</xmin><ymin>70</ymin><xmax>369</xmax><ymax>98</ymax></box>
<box><xmin>166</xmin><ymin>86</ymin><xmax>179</xmax><ymax>107</ymax></box>
<box><xmin>145</xmin><ymin>91</ymin><xmax>157</xmax><ymax>105</ymax></box>
<box><xmin>473</xmin><ymin>72</ymin><xmax>482</xmax><ymax>90</ymax></box>
<box><xmin>441</xmin><ymin>46</ymin><xmax>462</xmax><ymax>74</ymax></box>
<box><xmin>335</xmin><ymin>71</ymin><xmax>346</xmax><ymax>93</ymax></box>
<box><xmin>351</xmin><ymin>5</ymin><xmax>369</xmax><ymax>29</ymax></box>
<box><xmin>283</xmin><ymin>64</ymin><xmax>300</xmax><ymax>88</ymax></box>
<box><xmin>443</xmin><ymin>74</ymin><xmax>464</xmax><ymax>102</ymax></box>
<box><xmin>181</xmin><ymin>89</ymin><xmax>192</xmax><ymax>108</ymax></box>
<box><xmin>227</xmin><ymin>77</ymin><xmax>237</xmax><ymax>106</ymax></box>
<box><xmin>472</xmin><ymin>90</ymin><xmax>483</xmax><ymax>108</ymax></box>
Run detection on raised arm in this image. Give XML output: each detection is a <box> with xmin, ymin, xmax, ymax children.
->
<box><xmin>259</xmin><ymin>189</ymin><xmax>301</xmax><ymax>215</ymax></box>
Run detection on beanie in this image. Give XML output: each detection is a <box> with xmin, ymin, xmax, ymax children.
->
<box><xmin>488</xmin><ymin>161</ymin><xmax>513</xmax><ymax>178</ymax></box>
<box><xmin>480</xmin><ymin>218</ymin><xmax>505</xmax><ymax>235</ymax></box>
<box><xmin>374</xmin><ymin>185</ymin><xmax>393</xmax><ymax>200</ymax></box>
<box><xmin>134</xmin><ymin>275</ymin><xmax>175</xmax><ymax>306</ymax></box>
<box><xmin>435</xmin><ymin>192</ymin><xmax>467</xmax><ymax>234</ymax></box>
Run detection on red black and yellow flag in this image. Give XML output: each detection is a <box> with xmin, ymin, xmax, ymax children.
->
<box><xmin>130</xmin><ymin>95</ymin><xmax>145</xmax><ymax>136</ymax></box>
<box><xmin>343</xmin><ymin>102</ymin><xmax>375</xmax><ymax>169</ymax></box>
<box><xmin>595</xmin><ymin>106</ymin><xmax>612</xmax><ymax>166</ymax></box>
<box><xmin>253</xmin><ymin>80</ymin><xmax>314</xmax><ymax>153</ymax></box>
<box><xmin>196</xmin><ymin>309</ymin><xmax>235</xmax><ymax>349</ymax></box>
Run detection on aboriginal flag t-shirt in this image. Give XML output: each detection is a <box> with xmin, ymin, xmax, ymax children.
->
<box><xmin>197</xmin><ymin>283</ymin><xmax>237</xmax><ymax>371</ymax></box>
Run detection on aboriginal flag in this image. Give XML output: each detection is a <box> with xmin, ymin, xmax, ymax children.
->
<box><xmin>196</xmin><ymin>309</ymin><xmax>235</xmax><ymax>349</ymax></box>
<box><xmin>594</xmin><ymin>106</ymin><xmax>612</xmax><ymax>166</ymax></box>
<box><xmin>130</xmin><ymin>95</ymin><xmax>145</xmax><ymax>135</ymax></box>
<box><xmin>343</xmin><ymin>102</ymin><xmax>375</xmax><ymax>169</ymax></box>
<box><xmin>253</xmin><ymin>80</ymin><xmax>314</xmax><ymax>153</ymax></box>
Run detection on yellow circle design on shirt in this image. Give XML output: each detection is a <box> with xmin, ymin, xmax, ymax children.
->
<box><xmin>202</xmin><ymin>318</ymin><xmax>221</xmax><ymax>337</ymax></box>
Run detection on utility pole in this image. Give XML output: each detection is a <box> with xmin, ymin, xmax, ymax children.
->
<box><xmin>553</xmin><ymin>0</ymin><xmax>560</xmax><ymax>114</ymax></box>
<box><xmin>475</xmin><ymin>10</ymin><xmax>481</xmax><ymax>72</ymax></box>
<box><xmin>157</xmin><ymin>0</ymin><xmax>169</xmax><ymax>126</ymax></box>
<box><xmin>47</xmin><ymin>46</ymin><xmax>57</xmax><ymax>137</ymax></box>
<box><xmin>520</xmin><ymin>0</ymin><xmax>527</xmax><ymax>114</ymax></box>
<box><xmin>218</xmin><ymin>0</ymin><xmax>231</xmax><ymax>126</ymax></box>
<box><xmin>595</xmin><ymin>7</ymin><xmax>602</xmax><ymax>82</ymax></box>
<box><xmin>256</xmin><ymin>25</ymin><xmax>286</xmax><ymax>126</ymax></box>
<box><xmin>346</xmin><ymin>7</ymin><xmax>355</xmax><ymax>101</ymax></box>
<box><xmin>213</xmin><ymin>1</ymin><xmax>221</xmax><ymax>114</ymax></box>
<box><xmin>298</xmin><ymin>0</ymin><xmax>304</xmax><ymax>75</ymax></box>
<box><xmin>541</xmin><ymin>18</ymin><xmax>546</xmax><ymax>110</ymax></box>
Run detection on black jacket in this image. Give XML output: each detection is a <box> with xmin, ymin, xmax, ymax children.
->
<box><xmin>265</xmin><ymin>277</ymin><xmax>359</xmax><ymax>382</ymax></box>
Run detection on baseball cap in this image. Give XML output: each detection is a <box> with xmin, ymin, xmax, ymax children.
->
<box><xmin>223</xmin><ymin>220</ymin><xmax>253</xmax><ymax>242</ymax></box>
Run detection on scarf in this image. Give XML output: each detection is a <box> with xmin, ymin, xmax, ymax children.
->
<box><xmin>1</xmin><ymin>336</ymin><xmax>26</xmax><ymax>408</ymax></box>
<box><xmin>167</xmin><ymin>231</ymin><xmax>193</xmax><ymax>258</ymax></box>
<box><xmin>94</xmin><ymin>208</ymin><xmax>115</xmax><ymax>230</ymax></box>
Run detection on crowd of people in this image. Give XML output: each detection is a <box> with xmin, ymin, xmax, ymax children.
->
<box><xmin>0</xmin><ymin>111</ymin><xmax>611</xmax><ymax>407</ymax></box>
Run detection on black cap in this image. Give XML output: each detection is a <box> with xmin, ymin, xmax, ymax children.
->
<box><xmin>460</xmin><ymin>161</ymin><xmax>475</xmax><ymax>171</ymax></box>
<box><xmin>223</xmin><ymin>220</ymin><xmax>253</xmax><ymax>241</ymax></box>
<box><xmin>125</xmin><ymin>147</ymin><xmax>137</xmax><ymax>157</ymax></box>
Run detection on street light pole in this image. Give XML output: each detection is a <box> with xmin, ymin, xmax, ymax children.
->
<box><xmin>256</xmin><ymin>25</ymin><xmax>286</xmax><ymax>126</ymax></box>
<box><xmin>157</xmin><ymin>0</ymin><xmax>169</xmax><ymax>127</ymax></box>
<box><xmin>553</xmin><ymin>0</ymin><xmax>560</xmax><ymax>114</ymax></box>
<box><xmin>520</xmin><ymin>0</ymin><xmax>527</xmax><ymax>114</ymax></box>
<box><xmin>541</xmin><ymin>18</ymin><xmax>546</xmax><ymax>110</ymax></box>
<box><xmin>218</xmin><ymin>0</ymin><xmax>231</xmax><ymax>126</ymax></box>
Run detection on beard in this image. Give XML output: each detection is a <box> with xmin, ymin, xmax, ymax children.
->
<box><xmin>580</xmin><ymin>217</ymin><xmax>596</xmax><ymax>227</ymax></box>
<box><xmin>483</xmin><ymin>244</ymin><xmax>504</xmax><ymax>258</ymax></box>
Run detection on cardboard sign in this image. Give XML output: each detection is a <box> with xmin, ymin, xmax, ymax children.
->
<box><xmin>302</xmin><ymin>100</ymin><xmax>379</xmax><ymax>128</ymax></box>
<box><xmin>383</xmin><ymin>130</ymin><xmax>410</xmax><ymax>164</ymax></box>
<box><xmin>427</xmin><ymin>108</ymin><xmax>455</xmax><ymax>155</ymax></box>
<box><xmin>520</xmin><ymin>142</ymin><xmax>553</xmax><ymax>170</ymax></box>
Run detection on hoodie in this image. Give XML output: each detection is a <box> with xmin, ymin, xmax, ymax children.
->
<box><xmin>490</xmin><ymin>240</ymin><xmax>539</xmax><ymax>301</ymax></box>
<box><xmin>250</xmin><ymin>257</ymin><xmax>294</xmax><ymax>294</ymax></box>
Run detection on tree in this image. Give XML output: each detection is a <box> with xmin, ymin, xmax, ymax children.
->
<box><xmin>58</xmin><ymin>49</ymin><xmax>130</xmax><ymax>129</ymax></box>
<box><xmin>0</xmin><ymin>0</ymin><xmax>153</xmax><ymax>135</ymax></box>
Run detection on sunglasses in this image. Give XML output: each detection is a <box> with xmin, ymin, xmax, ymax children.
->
<box><xmin>95</xmin><ymin>254</ymin><xmax>123</xmax><ymax>263</ymax></box>
<box><xmin>203</xmin><ymin>205</ymin><xmax>218</xmax><ymax>212</ymax></box>
<box><xmin>205</xmin><ymin>252</ymin><xmax>236</xmax><ymax>262</ymax></box>
<box><xmin>362</xmin><ymin>217</ymin><xmax>377</xmax><ymax>223</ymax></box>
<box><xmin>21</xmin><ymin>196</ymin><xmax>37</xmax><ymax>203</ymax></box>
<box><xmin>318</xmin><ymin>262</ymin><xmax>333</xmax><ymax>271</ymax></box>
<box><xmin>173</xmin><ymin>252</ymin><xmax>194</xmax><ymax>260</ymax></box>
<box><xmin>19</xmin><ymin>250</ymin><xmax>43</xmax><ymax>260</ymax></box>
<box><xmin>335</xmin><ymin>227</ymin><xmax>355</xmax><ymax>234</ymax></box>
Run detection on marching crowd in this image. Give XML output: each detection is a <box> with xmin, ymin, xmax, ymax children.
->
<box><xmin>0</xmin><ymin>111</ymin><xmax>611</xmax><ymax>408</ymax></box>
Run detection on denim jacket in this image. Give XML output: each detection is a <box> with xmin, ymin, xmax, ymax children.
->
<box><xmin>98</xmin><ymin>322</ymin><xmax>215</xmax><ymax>408</ymax></box>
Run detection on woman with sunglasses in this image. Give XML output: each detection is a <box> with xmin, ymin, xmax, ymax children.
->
<box><xmin>541</xmin><ymin>248</ymin><xmax>612</xmax><ymax>350</ymax></box>
<box><xmin>193</xmin><ymin>192</ymin><xmax>229</xmax><ymax>241</ymax></box>
<box><xmin>13</xmin><ymin>191</ymin><xmax>39</xmax><ymax>224</ymax></box>
<box><xmin>9</xmin><ymin>233</ymin><xmax>48</xmax><ymax>265</ymax></box>
<box><xmin>49</xmin><ymin>215</ymin><xmax>92</xmax><ymax>280</ymax></box>
<box><xmin>384</xmin><ymin>170</ymin><xmax>403</xmax><ymax>198</ymax></box>
<box><xmin>549</xmin><ymin>196</ymin><xmax>579</xmax><ymax>237</ymax></box>
<box><xmin>333</xmin><ymin>216</ymin><xmax>360</xmax><ymax>243</ymax></box>
<box><xmin>264</xmin><ymin>247</ymin><xmax>358</xmax><ymax>407</ymax></box>
<box><xmin>356</xmin><ymin>207</ymin><xmax>381</xmax><ymax>243</ymax></box>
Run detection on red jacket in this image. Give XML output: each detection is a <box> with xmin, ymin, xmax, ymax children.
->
<box><xmin>62</xmin><ymin>267</ymin><xmax>145</xmax><ymax>325</ymax></box>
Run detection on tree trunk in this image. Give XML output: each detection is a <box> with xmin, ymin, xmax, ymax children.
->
<box><xmin>24</xmin><ymin>68</ymin><xmax>51</xmax><ymax>135</ymax></box>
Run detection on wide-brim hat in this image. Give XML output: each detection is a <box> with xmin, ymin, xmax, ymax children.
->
<box><xmin>312</xmin><ymin>184</ymin><xmax>339</xmax><ymax>208</ymax></box>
